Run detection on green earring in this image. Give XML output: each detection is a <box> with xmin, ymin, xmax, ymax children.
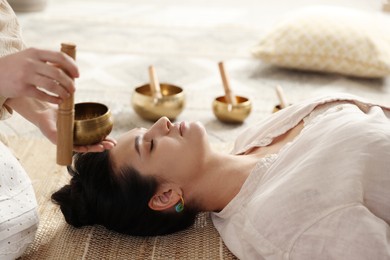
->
<box><xmin>175</xmin><ymin>196</ymin><xmax>185</xmax><ymax>213</ymax></box>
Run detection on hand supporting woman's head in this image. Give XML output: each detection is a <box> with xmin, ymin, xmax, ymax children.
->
<box><xmin>51</xmin><ymin>151</ymin><xmax>200</xmax><ymax>236</ymax></box>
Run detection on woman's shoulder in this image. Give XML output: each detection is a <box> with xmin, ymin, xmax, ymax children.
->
<box><xmin>231</xmin><ymin>93</ymin><xmax>387</xmax><ymax>154</ymax></box>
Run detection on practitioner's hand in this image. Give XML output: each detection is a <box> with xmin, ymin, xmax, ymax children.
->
<box><xmin>0</xmin><ymin>48</ymin><xmax>79</xmax><ymax>104</ymax></box>
<box><xmin>73</xmin><ymin>137</ymin><xmax>117</xmax><ymax>153</ymax></box>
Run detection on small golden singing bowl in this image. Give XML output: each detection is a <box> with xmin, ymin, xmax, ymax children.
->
<box><xmin>132</xmin><ymin>83</ymin><xmax>185</xmax><ymax>121</ymax></box>
<box><xmin>272</xmin><ymin>103</ymin><xmax>292</xmax><ymax>113</ymax></box>
<box><xmin>273</xmin><ymin>104</ymin><xmax>282</xmax><ymax>113</ymax></box>
<box><xmin>73</xmin><ymin>102</ymin><xmax>114</xmax><ymax>146</ymax></box>
<box><xmin>212</xmin><ymin>96</ymin><xmax>252</xmax><ymax>124</ymax></box>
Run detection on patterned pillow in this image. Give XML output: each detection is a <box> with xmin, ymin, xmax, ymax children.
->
<box><xmin>251</xmin><ymin>6</ymin><xmax>390</xmax><ymax>78</ymax></box>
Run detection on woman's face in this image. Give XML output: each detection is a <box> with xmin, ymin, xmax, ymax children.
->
<box><xmin>110</xmin><ymin>117</ymin><xmax>209</xmax><ymax>184</ymax></box>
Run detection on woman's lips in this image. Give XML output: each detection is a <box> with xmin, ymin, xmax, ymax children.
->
<box><xmin>179</xmin><ymin>121</ymin><xmax>186</xmax><ymax>136</ymax></box>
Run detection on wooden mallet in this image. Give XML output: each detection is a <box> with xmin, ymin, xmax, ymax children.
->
<box><xmin>275</xmin><ymin>85</ymin><xmax>288</xmax><ymax>109</ymax></box>
<box><xmin>56</xmin><ymin>43</ymin><xmax>76</xmax><ymax>166</ymax></box>
<box><xmin>148</xmin><ymin>65</ymin><xmax>163</xmax><ymax>100</ymax></box>
<box><xmin>218</xmin><ymin>61</ymin><xmax>237</xmax><ymax>106</ymax></box>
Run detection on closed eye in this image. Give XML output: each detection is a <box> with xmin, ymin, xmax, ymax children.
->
<box><xmin>150</xmin><ymin>139</ymin><xmax>154</xmax><ymax>151</ymax></box>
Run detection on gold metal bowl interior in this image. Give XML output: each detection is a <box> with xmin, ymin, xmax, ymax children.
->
<box><xmin>73</xmin><ymin>102</ymin><xmax>113</xmax><ymax>146</ymax></box>
<box><xmin>212</xmin><ymin>95</ymin><xmax>252</xmax><ymax>124</ymax></box>
<box><xmin>132</xmin><ymin>83</ymin><xmax>185</xmax><ymax>121</ymax></box>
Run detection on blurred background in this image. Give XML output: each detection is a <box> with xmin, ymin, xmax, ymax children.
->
<box><xmin>3</xmin><ymin>0</ymin><xmax>389</xmax><ymax>144</ymax></box>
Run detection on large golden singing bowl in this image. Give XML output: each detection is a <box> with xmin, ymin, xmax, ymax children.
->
<box><xmin>132</xmin><ymin>83</ymin><xmax>185</xmax><ymax>121</ymax></box>
<box><xmin>73</xmin><ymin>102</ymin><xmax>113</xmax><ymax>146</ymax></box>
<box><xmin>212</xmin><ymin>96</ymin><xmax>252</xmax><ymax>124</ymax></box>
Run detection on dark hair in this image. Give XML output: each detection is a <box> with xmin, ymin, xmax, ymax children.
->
<box><xmin>51</xmin><ymin>151</ymin><xmax>199</xmax><ymax>236</ymax></box>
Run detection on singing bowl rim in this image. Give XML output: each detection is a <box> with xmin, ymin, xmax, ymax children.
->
<box><xmin>134</xmin><ymin>83</ymin><xmax>184</xmax><ymax>97</ymax></box>
<box><xmin>213</xmin><ymin>95</ymin><xmax>252</xmax><ymax>107</ymax></box>
<box><xmin>74</xmin><ymin>102</ymin><xmax>111</xmax><ymax>123</ymax></box>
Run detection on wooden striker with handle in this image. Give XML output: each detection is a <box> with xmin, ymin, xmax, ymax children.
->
<box><xmin>218</xmin><ymin>62</ymin><xmax>237</xmax><ymax>106</ymax></box>
<box><xmin>56</xmin><ymin>43</ymin><xmax>76</xmax><ymax>166</ymax></box>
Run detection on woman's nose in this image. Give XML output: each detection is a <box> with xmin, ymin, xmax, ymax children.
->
<box><xmin>155</xmin><ymin>117</ymin><xmax>171</xmax><ymax>129</ymax></box>
<box><xmin>147</xmin><ymin>117</ymin><xmax>171</xmax><ymax>136</ymax></box>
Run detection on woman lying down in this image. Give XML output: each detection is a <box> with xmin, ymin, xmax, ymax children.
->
<box><xmin>52</xmin><ymin>93</ymin><xmax>390</xmax><ymax>260</ymax></box>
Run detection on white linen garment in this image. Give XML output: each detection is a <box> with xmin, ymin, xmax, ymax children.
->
<box><xmin>0</xmin><ymin>141</ymin><xmax>39</xmax><ymax>260</ymax></box>
<box><xmin>0</xmin><ymin>0</ymin><xmax>25</xmax><ymax>57</ymax></box>
<box><xmin>212</xmin><ymin>94</ymin><xmax>390</xmax><ymax>260</ymax></box>
<box><xmin>0</xmin><ymin>2</ymin><xmax>37</xmax><ymax>258</ymax></box>
<box><xmin>0</xmin><ymin>0</ymin><xmax>26</xmax><ymax>118</ymax></box>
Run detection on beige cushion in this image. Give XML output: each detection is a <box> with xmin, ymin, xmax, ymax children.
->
<box><xmin>252</xmin><ymin>6</ymin><xmax>390</xmax><ymax>78</ymax></box>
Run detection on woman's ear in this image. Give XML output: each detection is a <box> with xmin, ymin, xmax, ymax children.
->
<box><xmin>148</xmin><ymin>184</ymin><xmax>181</xmax><ymax>211</ymax></box>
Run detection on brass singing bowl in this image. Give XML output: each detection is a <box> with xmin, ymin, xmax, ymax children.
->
<box><xmin>273</xmin><ymin>104</ymin><xmax>282</xmax><ymax>113</ymax></box>
<box><xmin>212</xmin><ymin>96</ymin><xmax>252</xmax><ymax>124</ymax></box>
<box><xmin>73</xmin><ymin>102</ymin><xmax>114</xmax><ymax>146</ymax></box>
<box><xmin>132</xmin><ymin>83</ymin><xmax>185</xmax><ymax>121</ymax></box>
<box><xmin>272</xmin><ymin>103</ymin><xmax>291</xmax><ymax>113</ymax></box>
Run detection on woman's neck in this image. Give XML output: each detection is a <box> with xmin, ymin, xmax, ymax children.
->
<box><xmin>184</xmin><ymin>152</ymin><xmax>260</xmax><ymax>212</ymax></box>
<box><xmin>186</xmin><ymin>121</ymin><xmax>306</xmax><ymax>212</ymax></box>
